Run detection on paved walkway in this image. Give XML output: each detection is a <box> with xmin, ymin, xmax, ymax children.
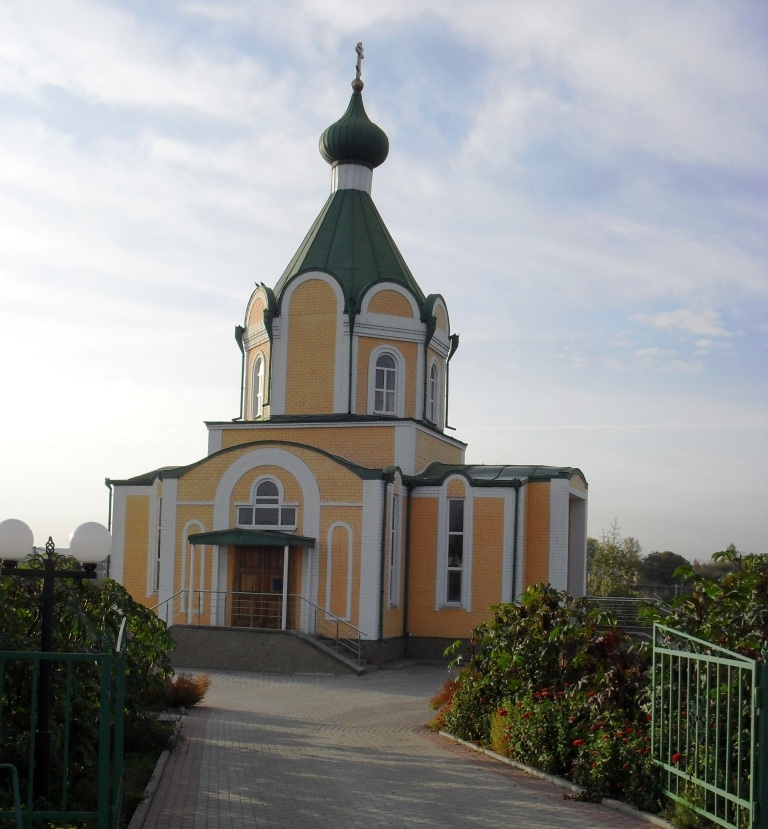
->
<box><xmin>141</xmin><ymin>664</ymin><xmax>662</xmax><ymax>829</ymax></box>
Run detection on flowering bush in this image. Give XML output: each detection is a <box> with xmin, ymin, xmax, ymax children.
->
<box><xmin>434</xmin><ymin>584</ymin><xmax>661</xmax><ymax>813</ymax></box>
<box><xmin>499</xmin><ymin>690</ymin><xmax>575</xmax><ymax>774</ymax></box>
<box><xmin>570</xmin><ymin>714</ymin><xmax>658</xmax><ymax>812</ymax></box>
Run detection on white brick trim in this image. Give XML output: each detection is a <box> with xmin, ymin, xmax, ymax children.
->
<box><xmin>358</xmin><ymin>479</ymin><xmax>383</xmax><ymax>638</ymax></box>
<box><xmin>109</xmin><ymin>486</ymin><xmax>128</xmax><ymax>583</ymax></box>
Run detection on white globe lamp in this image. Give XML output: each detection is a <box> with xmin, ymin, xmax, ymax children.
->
<box><xmin>0</xmin><ymin>518</ymin><xmax>35</xmax><ymax>565</ymax></box>
<box><xmin>69</xmin><ymin>522</ymin><xmax>112</xmax><ymax>567</ymax></box>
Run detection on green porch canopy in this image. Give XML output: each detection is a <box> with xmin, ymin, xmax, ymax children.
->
<box><xmin>187</xmin><ymin>529</ymin><xmax>315</xmax><ymax>548</ymax></box>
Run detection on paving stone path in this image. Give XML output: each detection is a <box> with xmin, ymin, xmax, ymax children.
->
<box><xmin>142</xmin><ymin>664</ymin><xmax>661</xmax><ymax>829</ymax></box>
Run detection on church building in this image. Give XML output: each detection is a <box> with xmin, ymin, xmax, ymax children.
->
<box><xmin>106</xmin><ymin>49</ymin><xmax>588</xmax><ymax>664</ymax></box>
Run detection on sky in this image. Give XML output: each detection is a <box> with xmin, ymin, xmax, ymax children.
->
<box><xmin>0</xmin><ymin>1</ymin><xmax>765</xmax><ymax>562</ymax></box>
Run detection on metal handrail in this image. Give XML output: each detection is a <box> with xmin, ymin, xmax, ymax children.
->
<box><xmin>150</xmin><ymin>589</ymin><xmax>185</xmax><ymax>626</ymax></box>
<box><xmin>152</xmin><ymin>589</ymin><xmax>366</xmax><ymax>663</ymax></box>
<box><xmin>292</xmin><ymin>594</ymin><xmax>366</xmax><ymax>663</ymax></box>
<box><xmin>586</xmin><ymin>596</ymin><xmax>659</xmax><ymax>626</ymax></box>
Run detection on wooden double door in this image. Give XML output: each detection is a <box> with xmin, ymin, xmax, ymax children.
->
<box><xmin>232</xmin><ymin>546</ymin><xmax>297</xmax><ymax>629</ymax></box>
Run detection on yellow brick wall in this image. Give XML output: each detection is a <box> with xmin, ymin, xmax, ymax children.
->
<box><xmin>177</xmin><ymin>455</ymin><xmax>246</xmax><ymax>502</ymax></box>
<box><xmin>406</xmin><ymin>490</ymin><xmax>508</xmax><ymax>639</ymax></box>
<box><xmin>248</xmin><ymin>294</ymin><xmax>266</xmax><ymax>328</ymax></box>
<box><xmin>122</xmin><ymin>494</ymin><xmax>152</xmax><ymax>606</ymax></box>
<box><xmin>285</xmin><ymin>279</ymin><xmax>337</xmax><ymax>414</ymax></box>
<box><xmin>220</xmin><ymin>425</ymin><xmax>398</xmax><ymax>470</ymax></box>
<box><xmin>404</xmin><ymin>497</ymin><xmax>438</xmax><ymax>634</ymax></box>
<box><xmin>414</xmin><ymin>430</ymin><xmax>463</xmax><ymax>472</ymax></box>
<box><xmin>569</xmin><ymin>473</ymin><xmax>587</xmax><ymax>492</ymax></box>
<box><xmin>524</xmin><ymin>482</ymin><xmax>550</xmax><ymax>587</ymax></box>
<box><xmin>196</xmin><ymin>447</ymin><xmax>366</xmax><ymax>507</ymax></box>
<box><xmin>355</xmin><ymin>336</ymin><xmax>418</xmax><ymax>417</ymax></box>
<box><xmin>170</xmin><ymin>506</ymin><xmax>215</xmax><ymax>625</ymax></box>
<box><xmin>382</xmin><ymin>602</ymin><xmax>404</xmax><ymax>639</ymax></box>
<box><xmin>407</xmin><ymin>492</ymin><xmax>491</xmax><ymax>639</ymax></box>
<box><xmin>472</xmin><ymin>497</ymin><xmax>504</xmax><ymax>617</ymax></box>
<box><xmin>327</xmin><ymin>523</ymin><xmax>351</xmax><ymax>619</ymax></box>
<box><xmin>368</xmin><ymin>290</ymin><xmax>415</xmax><ymax>318</ymax></box>
<box><xmin>434</xmin><ymin>304</ymin><xmax>448</xmax><ymax>332</ymax></box>
<box><xmin>317</xmin><ymin>504</ymin><xmax>364</xmax><ymax>627</ymax></box>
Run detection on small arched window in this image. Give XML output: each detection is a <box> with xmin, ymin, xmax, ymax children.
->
<box><xmin>252</xmin><ymin>356</ymin><xmax>265</xmax><ymax>418</ymax></box>
<box><xmin>428</xmin><ymin>363</ymin><xmax>438</xmax><ymax>423</ymax></box>
<box><xmin>374</xmin><ymin>353</ymin><xmax>397</xmax><ymax>415</ymax></box>
<box><xmin>237</xmin><ymin>478</ymin><xmax>297</xmax><ymax>529</ymax></box>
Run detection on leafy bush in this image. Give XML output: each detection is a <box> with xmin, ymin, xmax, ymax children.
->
<box><xmin>642</xmin><ymin>547</ymin><xmax>768</xmax><ymax>658</ymax></box>
<box><xmin>435</xmin><ymin>583</ymin><xmax>660</xmax><ymax>812</ymax></box>
<box><xmin>441</xmin><ymin>584</ymin><xmax>649</xmax><ymax>743</ymax></box>
<box><xmin>0</xmin><ymin>551</ymin><xmax>176</xmax><ymax>822</ymax></box>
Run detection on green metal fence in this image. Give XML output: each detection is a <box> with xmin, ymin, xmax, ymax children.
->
<box><xmin>0</xmin><ymin>620</ymin><xmax>127</xmax><ymax>829</ymax></box>
<box><xmin>652</xmin><ymin>623</ymin><xmax>768</xmax><ymax>829</ymax></box>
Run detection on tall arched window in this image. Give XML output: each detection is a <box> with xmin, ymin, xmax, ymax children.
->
<box><xmin>374</xmin><ymin>353</ymin><xmax>397</xmax><ymax>415</ymax></box>
<box><xmin>252</xmin><ymin>355</ymin><xmax>265</xmax><ymax>418</ymax></box>
<box><xmin>428</xmin><ymin>363</ymin><xmax>438</xmax><ymax>423</ymax></box>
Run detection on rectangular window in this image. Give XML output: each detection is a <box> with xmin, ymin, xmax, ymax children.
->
<box><xmin>280</xmin><ymin>507</ymin><xmax>297</xmax><ymax>527</ymax></box>
<box><xmin>238</xmin><ymin>506</ymin><xmax>254</xmax><ymax>525</ymax></box>
<box><xmin>388</xmin><ymin>493</ymin><xmax>400</xmax><ymax>606</ymax></box>
<box><xmin>236</xmin><ymin>504</ymin><xmax>297</xmax><ymax>529</ymax></box>
<box><xmin>254</xmin><ymin>506</ymin><xmax>280</xmax><ymax>525</ymax></box>
<box><xmin>446</xmin><ymin>498</ymin><xmax>464</xmax><ymax>603</ymax></box>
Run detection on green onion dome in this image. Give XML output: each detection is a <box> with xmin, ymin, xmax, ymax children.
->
<box><xmin>319</xmin><ymin>79</ymin><xmax>389</xmax><ymax>169</ymax></box>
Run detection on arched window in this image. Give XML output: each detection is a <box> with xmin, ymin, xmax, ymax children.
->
<box><xmin>428</xmin><ymin>363</ymin><xmax>438</xmax><ymax>423</ymax></box>
<box><xmin>252</xmin><ymin>356</ymin><xmax>265</xmax><ymax>418</ymax></box>
<box><xmin>374</xmin><ymin>353</ymin><xmax>397</xmax><ymax>415</ymax></box>
<box><xmin>237</xmin><ymin>478</ymin><xmax>297</xmax><ymax>529</ymax></box>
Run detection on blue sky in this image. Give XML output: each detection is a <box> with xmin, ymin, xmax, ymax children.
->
<box><xmin>0</xmin><ymin>1</ymin><xmax>765</xmax><ymax>560</ymax></box>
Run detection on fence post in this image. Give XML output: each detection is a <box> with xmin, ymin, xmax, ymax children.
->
<box><xmin>757</xmin><ymin>660</ymin><xmax>768</xmax><ymax>829</ymax></box>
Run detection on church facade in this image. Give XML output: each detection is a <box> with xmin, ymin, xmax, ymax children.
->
<box><xmin>106</xmin><ymin>54</ymin><xmax>588</xmax><ymax>662</ymax></box>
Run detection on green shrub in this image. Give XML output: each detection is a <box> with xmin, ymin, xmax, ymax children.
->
<box><xmin>435</xmin><ymin>583</ymin><xmax>659</xmax><ymax>812</ymax></box>
<box><xmin>0</xmin><ymin>552</ymin><xmax>176</xmax><ymax>822</ymax></box>
<box><xmin>502</xmin><ymin>690</ymin><xmax>576</xmax><ymax>775</ymax></box>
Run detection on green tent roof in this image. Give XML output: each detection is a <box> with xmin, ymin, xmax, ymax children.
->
<box><xmin>272</xmin><ymin>188</ymin><xmax>425</xmax><ymax>314</ymax></box>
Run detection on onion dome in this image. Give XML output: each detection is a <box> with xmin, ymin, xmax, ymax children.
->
<box><xmin>319</xmin><ymin>79</ymin><xmax>389</xmax><ymax>169</ymax></box>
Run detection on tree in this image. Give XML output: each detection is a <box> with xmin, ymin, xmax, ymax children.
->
<box><xmin>644</xmin><ymin>546</ymin><xmax>768</xmax><ymax>659</ymax></box>
<box><xmin>636</xmin><ymin>550</ymin><xmax>691</xmax><ymax>599</ymax></box>
<box><xmin>692</xmin><ymin>543</ymin><xmax>740</xmax><ymax>579</ymax></box>
<box><xmin>587</xmin><ymin>522</ymin><xmax>641</xmax><ymax>596</ymax></box>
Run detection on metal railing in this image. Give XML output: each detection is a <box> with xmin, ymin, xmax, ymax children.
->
<box><xmin>587</xmin><ymin>596</ymin><xmax>659</xmax><ymax>627</ymax></box>
<box><xmin>151</xmin><ymin>589</ymin><xmax>185</xmax><ymax>626</ymax></box>
<box><xmin>154</xmin><ymin>589</ymin><xmax>366</xmax><ymax>663</ymax></box>
<box><xmin>652</xmin><ymin>623</ymin><xmax>768</xmax><ymax>829</ymax></box>
<box><xmin>294</xmin><ymin>595</ymin><xmax>365</xmax><ymax>663</ymax></box>
<box><xmin>0</xmin><ymin>619</ymin><xmax>127</xmax><ymax>829</ymax></box>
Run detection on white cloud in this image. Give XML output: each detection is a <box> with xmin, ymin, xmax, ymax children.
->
<box><xmin>633</xmin><ymin>309</ymin><xmax>731</xmax><ymax>338</ymax></box>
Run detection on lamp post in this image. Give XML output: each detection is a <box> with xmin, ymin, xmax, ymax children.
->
<box><xmin>0</xmin><ymin>518</ymin><xmax>112</xmax><ymax>801</ymax></box>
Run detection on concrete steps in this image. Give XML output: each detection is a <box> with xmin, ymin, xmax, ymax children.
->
<box><xmin>168</xmin><ymin>625</ymin><xmax>367</xmax><ymax>675</ymax></box>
